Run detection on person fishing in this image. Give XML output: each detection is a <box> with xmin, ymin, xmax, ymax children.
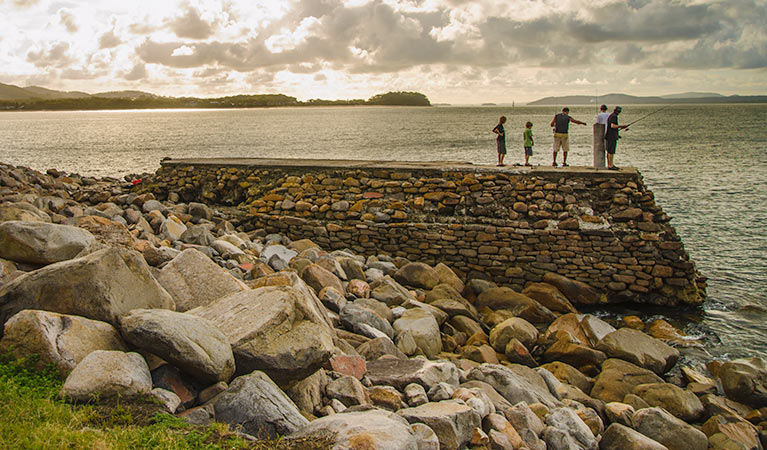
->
<box><xmin>550</xmin><ymin>107</ymin><xmax>586</xmax><ymax>167</ymax></box>
<box><xmin>606</xmin><ymin>106</ymin><xmax>628</xmax><ymax>170</ymax></box>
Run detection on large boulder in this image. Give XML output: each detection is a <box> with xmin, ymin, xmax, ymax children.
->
<box><xmin>0</xmin><ymin>309</ymin><xmax>126</xmax><ymax>378</ymax></box>
<box><xmin>465</xmin><ymin>364</ymin><xmax>560</xmax><ymax>408</ymax></box>
<box><xmin>290</xmin><ymin>409</ymin><xmax>419</xmax><ymax>450</ymax></box>
<box><xmin>366</xmin><ymin>358</ymin><xmax>460</xmax><ymax>391</ymax></box>
<box><xmin>599</xmin><ymin>423</ymin><xmax>668</xmax><ymax>450</ymax></box>
<box><xmin>0</xmin><ymin>247</ymin><xmax>174</xmax><ymax>334</ymax></box>
<box><xmin>591</xmin><ymin>359</ymin><xmax>664</xmax><ymax>403</ymax></box>
<box><xmin>543</xmin><ymin>272</ymin><xmax>607</xmax><ymax>305</ymax></box>
<box><xmin>301</xmin><ymin>263</ymin><xmax>344</xmax><ymax>295</ymax></box>
<box><xmin>393</xmin><ymin>307</ymin><xmax>442</xmax><ymax>358</ymax></box>
<box><xmin>399</xmin><ymin>400</ymin><xmax>481</xmax><ymax>450</ymax></box>
<box><xmin>394</xmin><ymin>262</ymin><xmax>441</xmax><ymax>290</ymax></box>
<box><xmin>154</xmin><ymin>248</ymin><xmax>247</xmax><ymax>312</ymax></box>
<box><xmin>476</xmin><ymin>287</ymin><xmax>556</xmax><ymax>324</ymax></box>
<box><xmin>119</xmin><ymin>309</ymin><xmax>234</xmax><ymax>384</ymax></box>
<box><xmin>632</xmin><ymin>382</ymin><xmax>705</xmax><ymax>422</ymax></box>
<box><xmin>190</xmin><ymin>286</ymin><xmax>334</xmax><ymax>384</ymax></box>
<box><xmin>340</xmin><ymin>303</ymin><xmax>394</xmax><ymax>340</ymax></box>
<box><xmin>73</xmin><ymin>216</ymin><xmax>135</xmax><ymax>249</ymax></box>
<box><xmin>0</xmin><ymin>221</ymin><xmax>96</xmax><ymax>265</ymax></box>
<box><xmin>596</xmin><ymin>328</ymin><xmax>680</xmax><ymax>375</ymax></box>
<box><xmin>433</xmin><ymin>263</ymin><xmax>465</xmax><ymax>293</ymax></box>
<box><xmin>543</xmin><ymin>407</ymin><xmax>598</xmax><ymax>450</ymax></box>
<box><xmin>489</xmin><ymin>317</ymin><xmax>539</xmax><ymax>351</ymax></box>
<box><xmin>632</xmin><ymin>407</ymin><xmax>708</xmax><ymax>450</ymax></box>
<box><xmin>213</xmin><ymin>371</ymin><xmax>308</xmax><ymax>439</ymax></box>
<box><xmin>718</xmin><ymin>357</ymin><xmax>767</xmax><ymax>408</ymax></box>
<box><xmin>0</xmin><ymin>201</ymin><xmax>51</xmax><ymax>223</ymax></box>
<box><xmin>522</xmin><ymin>283</ymin><xmax>577</xmax><ymax>314</ymax></box>
<box><xmin>59</xmin><ymin>350</ymin><xmax>152</xmax><ymax>402</ymax></box>
<box><xmin>370</xmin><ymin>276</ymin><xmax>415</xmax><ymax>306</ymax></box>
<box><xmin>701</xmin><ymin>414</ymin><xmax>763</xmax><ymax>450</ymax></box>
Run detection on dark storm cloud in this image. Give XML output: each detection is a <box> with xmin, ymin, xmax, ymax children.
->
<box><xmin>167</xmin><ymin>5</ymin><xmax>218</xmax><ymax>39</ymax></box>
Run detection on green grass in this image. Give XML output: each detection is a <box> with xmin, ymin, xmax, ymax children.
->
<box><xmin>0</xmin><ymin>354</ymin><xmax>331</xmax><ymax>450</ymax></box>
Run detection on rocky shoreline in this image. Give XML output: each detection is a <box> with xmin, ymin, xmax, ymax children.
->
<box><xmin>1</xmin><ymin>161</ymin><xmax>765</xmax><ymax>450</ymax></box>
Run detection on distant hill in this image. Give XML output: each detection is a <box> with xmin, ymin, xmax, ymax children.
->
<box><xmin>0</xmin><ymin>82</ymin><xmax>156</xmax><ymax>102</ymax></box>
<box><xmin>660</xmin><ymin>92</ymin><xmax>724</xmax><ymax>99</ymax></box>
<box><xmin>528</xmin><ymin>92</ymin><xmax>767</xmax><ymax>105</ymax></box>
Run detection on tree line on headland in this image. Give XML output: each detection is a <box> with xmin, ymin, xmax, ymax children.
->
<box><xmin>0</xmin><ymin>91</ymin><xmax>431</xmax><ymax>111</ymax></box>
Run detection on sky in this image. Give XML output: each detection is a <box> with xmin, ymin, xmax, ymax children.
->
<box><xmin>0</xmin><ymin>0</ymin><xmax>765</xmax><ymax>104</ymax></box>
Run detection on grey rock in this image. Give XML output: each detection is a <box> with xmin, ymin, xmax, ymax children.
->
<box><xmin>412</xmin><ymin>423</ymin><xmax>440</xmax><ymax>450</ymax></box>
<box><xmin>489</xmin><ymin>317</ymin><xmax>539</xmax><ymax>352</ymax></box>
<box><xmin>59</xmin><ymin>350</ymin><xmax>152</xmax><ymax>402</ymax></box>
<box><xmin>596</xmin><ymin>328</ymin><xmax>680</xmax><ymax>375</ymax></box>
<box><xmin>394</xmin><ymin>262</ymin><xmax>441</xmax><ymax>290</ymax></box>
<box><xmin>356</xmin><ymin>336</ymin><xmax>408</xmax><ymax>360</ymax></box>
<box><xmin>543</xmin><ymin>407</ymin><xmax>598</xmax><ymax>450</ymax></box>
<box><xmin>151</xmin><ymin>388</ymin><xmax>182</xmax><ymax>413</ymax></box>
<box><xmin>718</xmin><ymin>357</ymin><xmax>767</xmax><ymax>408</ymax></box>
<box><xmin>399</xmin><ymin>400</ymin><xmax>481</xmax><ymax>450</ymax></box>
<box><xmin>370</xmin><ymin>275</ymin><xmax>414</xmax><ymax>306</ymax></box>
<box><xmin>366</xmin><ymin>358</ymin><xmax>460</xmax><ymax>391</ymax></box>
<box><xmin>428</xmin><ymin>382</ymin><xmax>457</xmax><ymax>402</ymax></box>
<box><xmin>290</xmin><ymin>410</ymin><xmax>418</xmax><ymax>450</ymax></box>
<box><xmin>326</xmin><ymin>375</ymin><xmax>368</xmax><ymax>407</ymax></box>
<box><xmin>284</xmin><ymin>369</ymin><xmax>328</xmax><ymax>416</ymax></box>
<box><xmin>188</xmin><ymin>202</ymin><xmax>213</xmax><ymax>221</ymax></box>
<box><xmin>633</xmin><ymin>407</ymin><xmax>708</xmax><ymax>450</ymax></box>
<box><xmin>179</xmin><ymin>225</ymin><xmax>216</xmax><ymax>246</ymax></box>
<box><xmin>0</xmin><ymin>221</ymin><xmax>96</xmax><ymax>264</ymax></box>
<box><xmin>261</xmin><ymin>244</ymin><xmax>297</xmax><ymax>269</ymax></box>
<box><xmin>405</xmin><ymin>382</ymin><xmax>430</xmax><ymax>406</ymax></box>
<box><xmin>466</xmin><ymin>364</ymin><xmax>560</xmax><ymax>408</ymax></box>
<box><xmin>599</xmin><ymin>423</ymin><xmax>668</xmax><ymax>450</ymax></box>
<box><xmin>0</xmin><ymin>247</ymin><xmax>175</xmax><ymax>333</ymax></box>
<box><xmin>341</xmin><ymin>303</ymin><xmax>394</xmax><ymax>339</ymax></box>
<box><xmin>0</xmin><ymin>309</ymin><xmax>126</xmax><ymax>378</ymax></box>
<box><xmin>155</xmin><ymin>248</ymin><xmax>247</xmax><ymax>312</ymax></box>
<box><xmin>393</xmin><ymin>307</ymin><xmax>442</xmax><ymax>358</ymax></box>
<box><xmin>213</xmin><ymin>371</ymin><xmax>308</xmax><ymax>439</ymax></box>
<box><xmin>119</xmin><ymin>309</ymin><xmax>234</xmax><ymax>384</ymax></box>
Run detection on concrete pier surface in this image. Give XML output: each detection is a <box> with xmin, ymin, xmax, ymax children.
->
<box><xmin>160</xmin><ymin>157</ymin><xmax>637</xmax><ymax>177</ymax></box>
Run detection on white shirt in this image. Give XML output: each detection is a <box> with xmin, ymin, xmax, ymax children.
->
<box><xmin>595</xmin><ymin>112</ymin><xmax>610</xmax><ymax>125</ymax></box>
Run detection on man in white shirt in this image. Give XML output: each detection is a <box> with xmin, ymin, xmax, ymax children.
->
<box><xmin>595</xmin><ymin>104</ymin><xmax>610</xmax><ymax>128</ymax></box>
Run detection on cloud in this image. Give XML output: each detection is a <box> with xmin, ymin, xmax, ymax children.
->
<box><xmin>124</xmin><ymin>62</ymin><xmax>147</xmax><ymax>81</ymax></box>
<box><xmin>99</xmin><ymin>30</ymin><xmax>122</xmax><ymax>49</ymax></box>
<box><xmin>26</xmin><ymin>42</ymin><xmax>75</xmax><ymax>68</ymax></box>
<box><xmin>58</xmin><ymin>8</ymin><xmax>78</xmax><ymax>33</ymax></box>
<box><xmin>167</xmin><ymin>5</ymin><xmax>218</xmax><ymax>39</ymax></box>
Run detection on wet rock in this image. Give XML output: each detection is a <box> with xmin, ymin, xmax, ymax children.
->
<box><xmin>155</xmin><ymin>248</ymin><xmax>247</xmax><ymax>312</ymax></box>
<box><xmin>213</xmin><ymin>371</ymin><xmax>308</xmax><ymax>439</ymax></box>
<box><xmin>0</xmin><ymin>309</ymin><xmax>126</xmax><ymax>378</ymax></box>
<box><xmin>633</xmin><ymin>407</ymin><xmax>708</xmax><ymax>450</ymax></box>
<box><xmin>290</xmin><ymin>410</ymin><xmax>419</xmax><ymax>450</ymax></box>
<box><xmin>59</xmin><ymin>350</ymin><xmax>152</xmax><ymax>402</ymax></box>
<box><xmin>119</xmin><ymin>309</ymin><xmax>234</xmax><ymax>384</ymax></box>
<box><xmin>0</xmin><ymin>221</ymin><xmax>96</xmax><ymax>265</ymax></box>
<box><xmin>190</xmin><ymin>286</ymin><xmax>334</xmax><ymax>384</ymax></box>
<box><xmin>596</xmin><ymin>328</ymin><xmax>680</xmax><ymax>375</ymax></box>
<box><xmin>0</xmin><ymin>247</ymin><xmax>174</xmax><ymax>332</ymax></box>
<box><xmin>399</xmin><ymin>400</ymin><xmax>481</xmax><ymax>450</ymax></box>
<box><xmin>718</xmin><ymin>358</ymin><xmax>767</xmax><ymax>408</ymax></box>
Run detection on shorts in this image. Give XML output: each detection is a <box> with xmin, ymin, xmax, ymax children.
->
<box><xmin>524</xmin><ymin>146</ymin><xmax>533</xmax><ymax>156</ymax></box>
<box><xmin>497</xmin><ymin>140</ymin><xmax>507</xmax><ymax>155</ymax></box>
<box><xmin>606</xmin><ymin>139</ymin><xmax>617</xmax><ymax>154</ymax></box>
<box><xmin>553</xmin><ymin>133</ymin><xmax>569</xmax><ymax>152</ymax></box>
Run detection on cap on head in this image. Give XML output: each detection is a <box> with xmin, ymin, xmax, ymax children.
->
<box><xmin>600</xmin><ymin>104</ymin><xmax>607</xmax><ymax>111</ymax></box>
<box><xmin>562</xmin><ymin>107</ymin><xmax>569</xmax><ymax>112</ymax></box>
<box><xmin>614</xmin><ymin>106</ymin><xmax>622</xmax><ymax>113</ymax></box>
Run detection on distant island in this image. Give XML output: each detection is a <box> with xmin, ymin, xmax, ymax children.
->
<box><xmin>528</xmin><ymin>92</ymin><xmax>767</xmax><ymax>106</ymax></box>
<box><xmin>0</xmin><ymin>83</ymin><xmax>431</xmax><ymax>110</ymax></box>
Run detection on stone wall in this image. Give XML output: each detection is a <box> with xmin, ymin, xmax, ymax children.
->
<box><xmin>138</xmin><ymin>158</ymin><xmax>704</xmax><ymax>307</ymax></box>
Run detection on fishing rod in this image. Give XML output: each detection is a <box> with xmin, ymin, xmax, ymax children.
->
<box><xmin>623</xmin><ymin>104</ymin><xmax>672</xmax><ymax>130</ymax></box>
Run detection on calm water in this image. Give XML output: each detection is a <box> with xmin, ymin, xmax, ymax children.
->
<box><xmin>2</xmin><ymin>105</ymin><xmax>766</xmax><ymax>359</ymax></box>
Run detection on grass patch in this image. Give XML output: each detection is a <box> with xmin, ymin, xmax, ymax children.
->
<box><xmin>0</xmin><ymin>354</ymin><xmax>332</xmax><ymax>449</ymax></box>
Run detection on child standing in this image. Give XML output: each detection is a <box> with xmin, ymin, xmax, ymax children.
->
<box><xmin>492</xmin><ymin>116</ymin><xmax>507</xmax><ymax>166</ymax></box>
<box><xmin>523</xmin><ymin>121</ymin><xmax>534</xmax><ymax>166</ymax></box>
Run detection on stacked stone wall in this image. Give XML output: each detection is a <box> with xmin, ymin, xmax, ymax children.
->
<box><xmin>140</xmin><ymin>160</ymin><xmax>703</xmax><ymax>306</ymax></box>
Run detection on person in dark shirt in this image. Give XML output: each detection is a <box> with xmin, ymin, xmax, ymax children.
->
<box><xmin>549</xmin><ymin>107</ymin><xmax>586</xmax><ymax>167</ymax></box>
<box><xmin>605</xmin><ymin>106</ymin><xmax>628</xmax><ymax>170</ymax></box>
<box><xmin>492</xmin><ymin>116</ymin><xmax>507</xmax><ymax>166</ymax></box>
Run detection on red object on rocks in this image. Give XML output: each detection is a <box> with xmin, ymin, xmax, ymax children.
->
<box><xmin>131</xmin><ymin>179</ymin><xmax>142</xmax><ymax>186</ymax></box>
<box><xmin>328</xmin><ymin>355</ymin><xmax>367</xmax><ymax>380</ymax></box>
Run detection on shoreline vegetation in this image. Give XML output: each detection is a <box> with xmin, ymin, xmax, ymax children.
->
<box><xmin>0</xmin><ymin>89</ymin><xmax>431</xmax><ymax>111</ymax></box>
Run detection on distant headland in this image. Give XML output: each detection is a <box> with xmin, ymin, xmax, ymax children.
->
<box><xmin>0</xmin><ymin>82</ymin><xmax>430</xmax><ymax>110</ymax></box>
<box><xmin>528</xmin><ymin>92</ymin><xmax>767</xmax><ymax>105</ymax></box>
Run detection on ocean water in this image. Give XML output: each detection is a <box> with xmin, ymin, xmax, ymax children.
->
<box><xmin>2</xmin><ymin>104</ymin><xmax>766</xmax><ymax>359</ymax></box>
